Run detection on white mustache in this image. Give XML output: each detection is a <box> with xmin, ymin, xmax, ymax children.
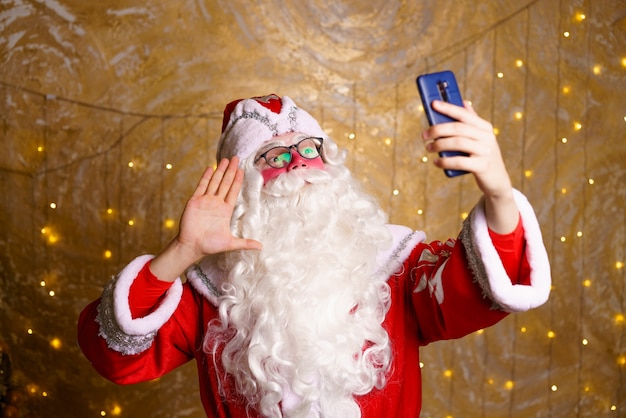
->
<box><xmin>262</xmin><ymin>168</ymin><xmax>333</xmax><ymax>197</ymax></box>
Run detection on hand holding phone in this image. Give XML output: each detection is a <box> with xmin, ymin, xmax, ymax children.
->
<box><xmin>416</xmin><ymin>70</ymin><xmax>469</xmax><ymax>177</ymax></box>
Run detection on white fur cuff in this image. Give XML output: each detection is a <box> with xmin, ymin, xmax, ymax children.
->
<box><xmin>96</xmin><ymin>255</ymin><xmax>183</xmax><ymax>355</ymax></box>
<box><xmin>462</xmin><ymin>189</ymin><xmax>551</xmax><ymax>313</ymax></box>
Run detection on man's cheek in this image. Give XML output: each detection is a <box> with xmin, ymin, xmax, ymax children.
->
<box><xmin>262</xmin><ymin>167</ymin><xmax>286</xmax><ymax>184</ymax></box>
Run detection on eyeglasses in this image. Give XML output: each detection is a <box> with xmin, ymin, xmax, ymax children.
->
<box><xmin>254</xmin><ymin>137</ymin><xmax>324</xmax><ymax>169</ymax></box>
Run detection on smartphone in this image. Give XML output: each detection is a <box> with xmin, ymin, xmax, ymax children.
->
<box><xmin>416</xmin><ymin>70</ymin><xmax>468</xmax><ymax>177</ymax></box>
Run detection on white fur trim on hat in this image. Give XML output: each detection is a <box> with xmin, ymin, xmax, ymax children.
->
<box><xmin>217</xmin><ymin>95</ymin><xmax>327</xmax><ymax>162</ymax></box>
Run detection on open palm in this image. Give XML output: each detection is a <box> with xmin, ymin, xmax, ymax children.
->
<box><xmin>176</xmin><ymin>157</ymin><xmax>262</xmax><ymax>260</ymax></box>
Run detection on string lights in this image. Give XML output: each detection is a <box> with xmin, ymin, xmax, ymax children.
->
<box><xmin>1</xmin><ymin>1</ymin><xmax>624</xmax><ymax>416</ymax></box>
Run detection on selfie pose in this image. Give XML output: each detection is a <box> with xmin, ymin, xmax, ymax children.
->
<box><xmin>78</xmin><ymin>93</ymin><xmax>551</xmax><ymax>417</ymax></box>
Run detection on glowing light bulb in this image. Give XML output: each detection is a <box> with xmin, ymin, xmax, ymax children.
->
<box><xmin>49</xmin><ymin>202</ymin><xmax>57</xmax><ymax>209</ymax></box>
<box><xmin>37</xmin><ymin>146</ymin><xmax>44</xmax><ymax>152</ymax></box>
<box><xmin>104</xmin><ymin>250</ymin><xmax>112</xmax><ymax>259</ymax></box>
<box><xmin>40</xmin><ymin>280</ymin><xmax>46</xmax><ymax>287</ymax></box>
<box><xmin>421</xmin><ymin>156</ymin><xmax>428</xmax><ymax>163</ymax></box>
<box><xmin>505</xmin><ymin>380</ymin><xmax>514</xmax><ymax>390</ymax></box>
<box><xmin>548</xmin><ymin>331</ymin><xmax>556</xmax><ymax>338</ymax></box>
<box><xmin>575</xmin><ymin>12</ymin><xmax>586</xmax><ymax>21</ymax></box>
<box><xmin>497</xmin><ymin>72</ymin><xmax>504</xmax><ymax>79</ymax></box>
<box><xmin>563</xmin><ymin>31</ymin><xmax>570</xmax><ymax>38</ymax></box>
<box><xmin>107</xmin><ymin>208</ymin><xmax>114</xmax><ymax>215</ymax></box>
<box><xmin>493</xmin><ymin>127</ymin><xmax>500</xmax><ymax>135</ymax></box>
<box><xmin>417</xmin><ymin>209</ymin><xmax>424</xmax><ymax>215</ymax></box>
<box><xmin>560</xmin><ymin>236</ymin><xmax>566</xmax><ymax>242</ymax></box>
<box><xmin>520</xmin><ymin>327</ymin><xmax>527</xmax><ymax>333</ymax></box>
<box><xmin>27</xmin><ymin>329</ymin><xmax>33</xmax><ymax>335</ymax></box>
<box><xmin>164</xmin><ymin>219</ymin><xmax>175</xmax><ymax>229</ymax></box>
<box><xmin>592</xmin><ymin>65</ymin><xmax>601</xmax><ymax>75</ymax></box>
<box><xmin>582</xmin><ymin>338</ymin><xmax>588</xmax><ymax>346</ymax></box>
<box><xmin>461</xmin><ymin>212</ymin><xmax>469</xmax><ymax>220</ymax></box>
<box><xmin>514</xmin><ymin>112</ymin><xmax>523</xmax><ymax>120</ymax></box>
<box><xmin>128</xmin><ymin>161</ymin><xmax>134</xmax><ymax>168</ymax></box>
<box><xmin>49</xmin><ymin>290</ymin><xmax>55</xmax><ymax>297</ymax></box>
<box><xmin>392</xmin><ymin>189</ymin><xmax>399</xmax><ymax>196</ymax></box>
<box><xmin>574</xmin><ymin>122</ymin><xmax>582</xmax><ymax>130</ymax></box>
<box><xmin>524</xmin><ymin>170</ymin><xmax>532</xmax><ymax>178</ymax></box>
<box><xmin>515</xmin><ymin>59</ymin><xmax>524</xmax><ymax>67</ymax></box>
<box><xmin>551</xmin><ymin>384</ymin><xmax>558</xmax><ymax>392</ymax></box>
<box><xmin>444</xmin><ymin>369</ymin><xmax>453</xmax><ymax>378</ymax></box>
<box><xmin>577</xmin><ymin>231</ymin><xmax>583</xmax><ymax>237</ymax></box>
<box><xmin>562</xmin><ymin>86</ymin><xmax>571</xmax><ymax>94</ymax></box>
<box><xmin>50</xmin><ymin>338</ymin><xmax>62</xmax><ymax>349</ymax></box>
<box><xmin>615</xmin><ymin>314</ymin><xmax>625</xmax><ymax>324</ymax></box>
<box><xmin>348</xmin><ymin>133</ymin><xmax>356</xmax><ymax>140</ymax></box>
<box><xmin>384</xmin><ymin>138</ymin><xmax>392</xmax><ymax>146</ymax></box>
<box><xmin>588</xmin><ymin>178</ymin><xmax>595</xmax><ymax>185</ymax></box>
<box><xmin>476</xmin><ymin>329</ymin><xmax>484</xmax><ymax>335</ymax></box>
<box><xmin>561</xmin><ymin>137</ymin><xmax>568</xmax><ymax>143</ymax></box>
<box><xmin>583</xmin><ymin>279</ymin><xmax>591</xmax><ymax>287</ymax></box>
<box><xmin>616</xmin><ymin>261</ymin><xmax>624</xmax><ymax>269</ymax></box>
<box><xmin>128</xmin><ymin>219</ymin><xmax>135</xmax><ymax>226</ymax></box>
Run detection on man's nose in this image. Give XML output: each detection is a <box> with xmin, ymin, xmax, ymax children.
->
<box><xmin>287</xmin><ymin>149</ymin><xmax>308</xmax><ymax>171</ymax></box>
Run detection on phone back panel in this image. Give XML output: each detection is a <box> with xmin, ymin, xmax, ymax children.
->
<box><xmin>416</xmin><ymin>70</ymin><xmax>464</xmax><ymax>125</ymax></box>
<box><xmin>416</xmin><ymin>70</ymin><xmax>468</xmax><ymax>177</ymax></box>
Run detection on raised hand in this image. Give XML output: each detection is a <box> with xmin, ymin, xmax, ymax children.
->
<box><xmin>422</xmin><ymin>100</ymin><xmax>518</xmax><ymax>234</ymax></box>
<box><xmin>150</xmin><ymin>157</ymin><xmax>262</xmax><ymax>282</ymax></box>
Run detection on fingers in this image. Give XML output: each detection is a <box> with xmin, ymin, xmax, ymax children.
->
<box><xmin>430</xmin><ymin>100</ymin><xmax>491</xmax><ymax>131</ymax></box>
<box><xmin>231</xmin><ymin>238</ymin><xmax>263</xmax><ymax>251</ymax></box>
<box><xmin>194</xmin><ymin>157</ymin><xmax>242</xmax><ymax>202</ymax></box>
<box><xmin>192</xmin><ymin>166</ymin><xmax>215</xmax><ymax>197</ymax></box>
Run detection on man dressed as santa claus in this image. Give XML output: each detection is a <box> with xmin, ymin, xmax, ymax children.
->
<box><xmin>78</xmin><ymin>93</ymin><xmax>551</xmax><ymax>417</ymax></box>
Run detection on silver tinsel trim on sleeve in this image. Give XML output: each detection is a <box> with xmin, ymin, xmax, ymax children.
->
<box><xmin>95</xmin><ymin>276</ymin><xmax>156</xmax><ymax>356</ymax></box>
<box><xmin>458</xmin><ymin>211</ymin><xmax>504</xmax><ymax>311</ymax></box>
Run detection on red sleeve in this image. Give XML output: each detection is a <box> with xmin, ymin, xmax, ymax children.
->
<box><xmin>488</xmin><ymin>215</ymin><xmax>531</xmax><ymax>286</ymax></box>
<box><xmin>128</xmin><ymin>260</ymin><xmax>175</xmax><ymax>318</ymax></box>
<box><xmin>408</xmin><ymin>216</ymin><xmax>531</xmax><ymax>345</ymax></box>
<box><xmin>77</xmin><ymin>283</ymin><xmax>204</xmax><ymax>385</ymax></box>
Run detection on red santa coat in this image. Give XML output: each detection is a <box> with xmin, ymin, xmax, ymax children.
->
<box><xmin>78</xmin><ymin>190</ymin><xmax>551</xmax><ymax>417</ymax></box>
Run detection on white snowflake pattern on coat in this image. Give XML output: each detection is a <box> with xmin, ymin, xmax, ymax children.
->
<box><xmin>412</xmin><ymin>239</ymin><xmax>455</xmax><ymax>304</ymax></box>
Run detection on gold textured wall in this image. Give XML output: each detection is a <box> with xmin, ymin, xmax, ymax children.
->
<box><xmin>1</xmin><ymin>0</ymin><xmax>625</xmax><ymax>417</ymax></box>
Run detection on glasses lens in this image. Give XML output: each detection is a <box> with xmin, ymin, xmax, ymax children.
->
<box><xmin>297</xmin><ymin>138</ymin><xmax>321</xmax><ymax>159</ymax></box>
<box><xmin>265</xmin><ymin>147</ymin><xmax>292</xmax><ymax>168</ymax></box>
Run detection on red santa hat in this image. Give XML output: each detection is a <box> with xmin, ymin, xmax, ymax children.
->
<box><xmin>217</xmin><ymin>94</ymin><xmax>328</xmax><ymax>162</ymax></box>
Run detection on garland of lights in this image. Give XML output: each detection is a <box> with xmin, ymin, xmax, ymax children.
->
<box><xmin>0</xmin><ymin>1</ymin><xmax>624</xmax><ymax>416</ymax></box>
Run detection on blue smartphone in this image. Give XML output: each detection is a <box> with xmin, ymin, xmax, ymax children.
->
<box><xmin>416</xmin><ymin>70</ymin><xmax>469</xmax><ymax>177</ymax></box>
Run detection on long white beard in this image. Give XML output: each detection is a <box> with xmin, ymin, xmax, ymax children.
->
<box><xmin>206</xmin><ymin>164</ymin><xmax>393</xmax><ymax>418</ymax></box>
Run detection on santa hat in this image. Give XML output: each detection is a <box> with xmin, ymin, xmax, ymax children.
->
<box><xmin>216</xmin><ymin>94</ymin><xmax>328</xmax><ymax>162</ymax></box>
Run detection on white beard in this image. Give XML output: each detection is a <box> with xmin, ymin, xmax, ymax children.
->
<box><xmin>206</xmin><ymin>164</ymin><xmax>393</xmax><ymax>418</ymax></box>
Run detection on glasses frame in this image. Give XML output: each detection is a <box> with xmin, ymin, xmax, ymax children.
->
<box><xmin>254</xmin><ymin>137</ymin><xmax>324</xmax><ymax>169</ymax></box>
